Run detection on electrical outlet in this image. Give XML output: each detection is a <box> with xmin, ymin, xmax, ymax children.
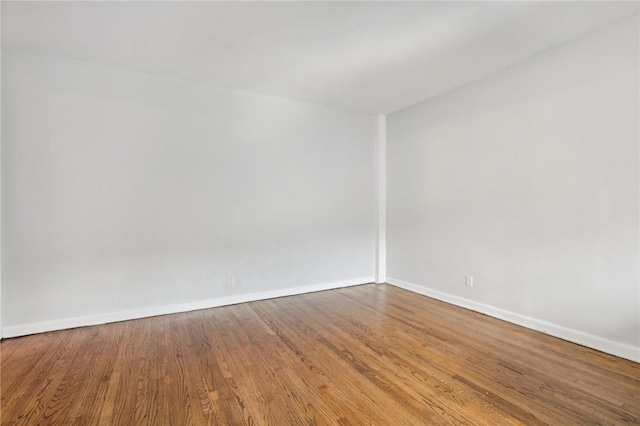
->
<box><xmin>227</xmin><ymin>275</ymin><xmax>236</xmax><ymax>286</ymax></box>
<box><xmin>465</xmin><ymin>275</ymin><xmax>474</xmax><ymax>287</ymax></box>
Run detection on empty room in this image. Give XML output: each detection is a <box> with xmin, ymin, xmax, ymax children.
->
<box><xmin>1</xmin><ymin>1</ymin><xmax>639</xmax><ymax>425</ymax></box>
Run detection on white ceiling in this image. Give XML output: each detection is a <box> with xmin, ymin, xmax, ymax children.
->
<box><xmin>2</xmin><ymin>1</ymin><xmax>638</xmax><ymax>114</ymax></box>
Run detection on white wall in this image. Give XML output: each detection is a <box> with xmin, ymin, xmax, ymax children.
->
<box><xmin>3</xmin><ymin>19</ymin><xmax>638</xmax><ymax>363</ymax></box>
<box><xmin>387</xmin><ymin>18</ymin><xmax>640</xmax><ymax>361</ymax></box>
<box><xmin>1</xmin><ymin>49</ymin><xmax>377</xmax><ymax>335</ymax></box>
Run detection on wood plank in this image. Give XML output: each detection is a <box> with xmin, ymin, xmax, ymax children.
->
<box><xmin>1</xmin><ymin>284</ymin><xmax>639</xmax><ymax>425</ymax></box>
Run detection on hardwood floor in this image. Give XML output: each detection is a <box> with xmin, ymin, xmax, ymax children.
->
<box><xmin>1</xmin><ymin>284</ymin><xmax>639</xmax><ymax>425</ymax></box>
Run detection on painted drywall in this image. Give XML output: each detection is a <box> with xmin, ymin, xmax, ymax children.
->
<box><xmin>375</xmin><ymin>115</ymin><xmax>387</xmax><ymax>284</ymax></box>
<box><xmin>0</xmin><ymin>27</ymin><xmax>3</xmax><ymax>337</ymax></box>
<box><xmin>1</xmin><ymin>48</ymin><xmax>377</xmax><ymax>335</ymax></box>
<box><xmin>387</xmin><ymin>18</ymin><xmax>640</xmax><ymax>361</ymax></box>
<box><xmin>3</xmin><ymin>2</ymin><xmax>639</xmax><ymax>114</ymax></box>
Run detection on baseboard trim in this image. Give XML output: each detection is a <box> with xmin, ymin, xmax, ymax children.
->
<box><xmin>2</xmin><ymin>277</ymin><xmax>374</xmax><ymax>339</ymax></box>
<box><xmin>386</xmin><ymin>277</ymin><xmax>640</xmax><ymax>363</ymax></box>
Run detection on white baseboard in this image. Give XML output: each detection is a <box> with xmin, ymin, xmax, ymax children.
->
<box><xmin>2</xmin><ymin>277</ymin><xmax>374</xmax><ymax>339</ymax></box>
<box><xmin>386</xmin><ymin>277</ymin><xmax>640</xmax><ymax>363</ymax></box>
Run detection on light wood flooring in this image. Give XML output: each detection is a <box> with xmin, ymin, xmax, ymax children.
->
<box><xmin>1</xmin><ymin>284</ymin><xmax>639</xmax><ymax>425</ymax></box>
